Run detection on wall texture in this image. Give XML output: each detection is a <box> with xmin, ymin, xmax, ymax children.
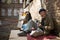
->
<box><xmin>46</xmin><ymin>0</ymin><xmax>60</xmax><ymax>36</ymax></box>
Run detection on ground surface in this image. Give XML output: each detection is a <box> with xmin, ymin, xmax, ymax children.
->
<box><xmin>0</xmin><ymin>29</ymin><xmax>60</xmax><ymax>40</ymax></box>
<box><xmin>9</xmin><ymin>30</ymin><xmax>27</xmax><ymax>40</ymax></box>
<box><xmin>9</xmin><ymin>30</ymin><xmax>60</xmax><ymax>40</ymax></box>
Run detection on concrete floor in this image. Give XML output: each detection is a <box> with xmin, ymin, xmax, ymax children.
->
<box><xmin>9</xmin><ymin>30</ymin><xmax>60</xmax><ymax>40</ymax></box>
<box><xmin>9</xmin><ymin>30</ymin><xmax>27</xmax><ymax>40</ymax></box>
<box><xmin>0</xmin><ymin>26</ymin><xmax>60</xmax><ymax>40</ymax></box>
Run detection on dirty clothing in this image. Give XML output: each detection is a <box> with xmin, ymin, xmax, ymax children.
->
<box><xmin>23</xmin><ymin>15</ymin><xmax>54</xmax><ymax>35</ymax></box>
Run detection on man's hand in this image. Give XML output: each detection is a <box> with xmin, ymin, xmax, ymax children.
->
<box><xmin>38</xmin><ymin>24</ymin><xmax>41</xmax><ymax>26</ymax></box>
<box><xmin>38</xmin><ymin>24</ymin><xmax>42</xmax><ymax>28</ymax></box>
<box><xmin>31</xmin><ymin>27</ymin><xmax>35</xmax><ymax>30</ymax></box>
<box><xmin>45</xmin><ymin>26</ymin><xmax>52</xmax><ymax>30</ymax></box>
<box><xmin>45</xmin><ymin>26</ymin><xmax>48</xmax><ymax>30</ymax></box>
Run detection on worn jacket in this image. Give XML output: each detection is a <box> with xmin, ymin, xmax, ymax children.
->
<box><xmin>41</xmin><ymin>14</ymin><xmax>54</xmax><ymax>35</ymax></box>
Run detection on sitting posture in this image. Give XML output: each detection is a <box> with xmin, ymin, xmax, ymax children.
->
<box><xmin>18</xmin><ymin>11</ymin><xmax>32</xmax><ymax>36</ymax></box>
<box><xmin>30</xmin><ymin>9</ymin><xmax>54</xmax><ymax>37</ymax></box>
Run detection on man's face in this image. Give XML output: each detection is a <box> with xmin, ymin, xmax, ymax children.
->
<box><xmin>39</xmin><ymin>11</ymin><xmax>46</xmax><ymax>18</ymax></box>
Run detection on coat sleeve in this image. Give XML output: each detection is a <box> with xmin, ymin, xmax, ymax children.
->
<box><xmin>45</xmin><ymin>15</ymin><xmax>54</xmax><ymax>31</ymax></box>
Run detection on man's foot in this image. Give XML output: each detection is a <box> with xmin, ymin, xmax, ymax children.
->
<box><xmin>18</xmin><ymin>31</ymin><xmax>27</xmax><ymax>36</ymax></box>
<box><xmin>30</xmin><ymin>30</ymin><xmax>43</xmax><ymax>37</ymax></box>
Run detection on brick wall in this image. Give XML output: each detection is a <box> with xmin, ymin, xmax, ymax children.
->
<box><xmin>46</xmin><ymin>0</ymin><xmax>60</xmax><ymax>36</ymax></box>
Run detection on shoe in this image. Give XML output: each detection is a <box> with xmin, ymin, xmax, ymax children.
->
<box><xmin>30</xmin><ymin>30</ymin><xmax>43</xmax><ymax>37</ymax></box>
<box><xmin>17</xmin><ymin>28</ymin><xmax>23</xmax><ymax>31</ymax></box>
<box><xmin>18</xmin><ymin>31</ymin><xmax>27</xmax><ymax>36</ymax></box>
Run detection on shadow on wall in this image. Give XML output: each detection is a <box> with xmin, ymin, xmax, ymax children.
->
<box><xmin>0</xmin><ymin>25</ymin><xmax>11</xmax><ymax>40</ymax></box>
<box><xmin>46</xmin><ymin>0</ymin><xmax>60</xmax><ymax>36</ymax></box>
<box><xmin>0</xmin><ymin>20</ymin><xmax>18</xmax><ymax>40</ymax></box>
